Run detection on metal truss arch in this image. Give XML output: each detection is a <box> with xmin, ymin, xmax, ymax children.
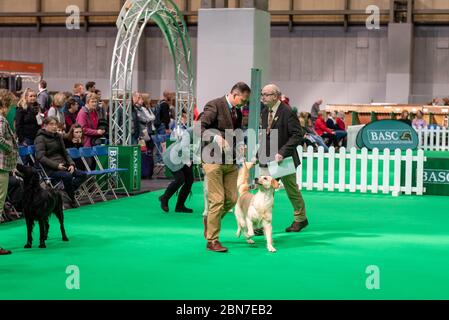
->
<box><xmin>110</xmin><ymin>0</ymin><xmax>195</xmax><ymax>146</ymax></box>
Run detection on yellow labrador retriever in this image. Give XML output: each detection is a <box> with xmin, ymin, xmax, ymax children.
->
<box><xmin>235</xmin><ymin>162</ymin><xmax>279</xmax><ymax>252</ymax></box>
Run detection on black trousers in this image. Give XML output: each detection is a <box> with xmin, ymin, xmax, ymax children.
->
<box><xmin>142</xmin><ymin>140</ymin><xmax>154</xmax><ymax>179</ymax></box>
<box><xmin>321</xmin><ymin>133</ymin><xmax>339</xmax><ymax>147</ymax></box>
<box><xmin>163</xmin><ymin>165</ymin><xmax>194</xmax><ymax>208</ymax></box>
<box><xmin>49</xmin><ymin>170</ymin><xmax>87</xmax><ymax>201</ymax></box>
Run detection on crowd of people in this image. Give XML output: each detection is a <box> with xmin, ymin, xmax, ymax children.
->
<box><xmin>295</xmin><ymin>100</ymin><xmax>347</xmax><ymax>152</ymax></box>
<box><xmin>0</xmin><ymin>81</ymin><xmax>180</xmax><ymax>229</ymax></box>
<box><xmin>304</xmin><ymin>99</ymin><xmax>448</xmax><ymax>153</ymax></box>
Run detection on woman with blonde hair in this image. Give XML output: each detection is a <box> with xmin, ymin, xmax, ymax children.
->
<box><xmin>298</xmin><ymin>112</ymin><xmax>308</xmax><ymax>128</ymax></box>
<box><xmin>17</xmin><ymin>88</ymin><xmax>31</xmax><ymax>109</ymax></box>
<box><xmin>76</xmin><ymin>93</ymin><xmax>105</xmax><ymax>147</ymax></box>
<box><xmin>48</xmin><ymin>92</ymin><xmax>66</xmax><ymax>127</ymax></box>
<box><xmin>15</xmin><ymin>89</ymin><xmax>41</xmax><ymax>146</ymax></box>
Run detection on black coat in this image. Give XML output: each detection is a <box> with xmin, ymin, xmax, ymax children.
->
<box><xmin>15</xmin><ymin>104</ymin><xmax>40</xmax><ymax>143</ymax></box>
<box><xmin>34</xmin><ymin>129</ymin><xmax>75</xmax><ymax>175</ymax></box>
<box><xmin>259</xmin><ymin>102</ymin><xmax>304</xmax><ymax>167</ymax></box>
<box><xmin>158</xmin><ymin>100</ymin><xmax>172</xmax><ymax>130</ymax></box>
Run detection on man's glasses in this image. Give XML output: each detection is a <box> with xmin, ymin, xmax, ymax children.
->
<box><xmin>261</xmin><ymin>93</ymin><xmax>276</xmax><ymax>97</ymax></box>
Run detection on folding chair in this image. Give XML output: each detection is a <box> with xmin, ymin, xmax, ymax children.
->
<box><xmin>79</xmin><ymin>147</ymin><xmax>130</xmax><ymax>200</ymax></box>
<box><xmin>18</xmin><ymin>146</ymin><xmax>29</xmax><ymax>164</ymax></box>
<box><xmin>73</xmin><ymin>147</ymin><xmax>110</xmax><ymax>202</ymax></box>
<box><xmin>92</xmin><ymin>146</ymin><xmax>130</xmax><ymax>198</ymax></box>
<box><xmin>27</xmin><ymin>145</ymin><xmax>64</xmax><ymax>190</ymax></box>
<box><xmin>66</xmin><ymin>148</ymin><xmax>106</xmax><ymax>205</ymax></box>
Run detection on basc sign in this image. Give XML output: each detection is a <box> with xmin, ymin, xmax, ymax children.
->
<box><xmin>359</xmin><ymin>120</ymin><xmax>419</xmax><ymax>150</ymax></box>
<box><xmin>423</xmin><ymin>169</ymin><xmax>449</xmax><ymax>185</ymax></box>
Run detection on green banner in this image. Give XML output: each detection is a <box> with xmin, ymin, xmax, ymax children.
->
<box><xmin>107</xmin><ymin>146</ymin><xmax>141</xmax><ymax>193</ymax></box>
<box><xmin>360</xmin><ymin>120</ymin><xmax>419</xmax><ymax>150</ymax></box>
<box><xmin>423</xmin><ymin>169</ymin><xmax>449</xmax><ymax>185</ymax></box>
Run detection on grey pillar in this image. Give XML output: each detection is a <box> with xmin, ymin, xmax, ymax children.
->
<box><xmin>385</xmin><ymin>23</ymin><xmax>414</xmax><ymax>103</ymax></box>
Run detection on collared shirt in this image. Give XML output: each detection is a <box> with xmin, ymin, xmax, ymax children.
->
<box><xmin>268</xmin><ymin>100</ymin><xmax>281</xmax><ymax>119</ymax></box>
<box><xmin>225</xmin><ymin>94</ymin><xmax>238</xmax><ymax>128</ymax></box>
<box><xmin>225</xmin><ymin>94</ymin><xmax>234</xmax><ymax>111</ymax></box>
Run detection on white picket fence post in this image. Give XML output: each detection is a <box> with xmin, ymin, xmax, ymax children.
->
<box><xmin>382</xmin><ymin>148</ymin><xmax>390</xmax><ymax>194</ymax></box>
<box><xmin>371</xmin><ymin>148</ymin><xmax>379</xmax><ymax>194</ymax></box>
<box><xmin>338</xmin><ymin>147</ymin><xmax>346</xmax><ymax>192</ymax></box>
<box><xmin>416</xmin><ymin>127</ymin><xmax>449</xmax><ymax>151</ymax></box>
<box><xmin>296</xmin><ymin>146</ymin><xmax>426</xmax><ymax>196</ymax></box>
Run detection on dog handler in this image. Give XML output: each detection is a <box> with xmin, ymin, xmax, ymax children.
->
<box><xmin>258</xmin><ymin>84</ymin><xmax>309</xmax><ymax>233</ymax></box>
<box><xmin>201</xmin><ymin>82</ymin><xmax>250</xmax><ymax>253</ymax></box>
<box><xmin>0</xmin><ymin>89</ymin><xmax>18</xmax><ymax>255</ymax></box>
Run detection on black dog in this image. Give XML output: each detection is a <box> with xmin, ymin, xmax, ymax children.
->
<box><xmin>16</xmin><ymin>164</ymin><xmax>69</xmax><ymax>249</ymax></box>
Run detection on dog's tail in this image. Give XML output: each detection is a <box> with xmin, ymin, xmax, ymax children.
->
<box><xmin>237</xmin><ymin>162</ymin><xmax>254</xmax><ymax>195</ymax></box>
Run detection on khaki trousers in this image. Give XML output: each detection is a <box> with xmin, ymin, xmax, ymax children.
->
<box><xmin>203</xmin><ymin>163</ymin><xmax>239</xmax><ymax>241</ymax></box>
<box><xmin>0</xmin><ymin>171</ymin><xmax>9</xmax><ymax>215</ymax></box>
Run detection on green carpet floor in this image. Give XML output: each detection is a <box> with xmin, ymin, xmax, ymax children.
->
<box><xmin>1</xmin><ymin>183</ymin><xmax>449</xmax><ymax>300</ymax></box>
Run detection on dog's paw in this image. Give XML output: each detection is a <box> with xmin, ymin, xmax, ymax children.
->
<box><xmin>246</xmin><ymin>239</ymin><xmax>255</xmax><ymax>245</ymax></box>
<box><xmin>247</xmin><ymin>231</ymin><xmax>255</xmax><ymax>238</ymax></box>
<box><xmin>62</xmin><ymin>237</ymin><xmax>69</xmax><ymax>242</ymax></box>
<box><xmin>38</xmin><ymin>243</ymin><xmax>47</xmax><ymax>249</ymax></box>
<box><xmin>24</xmin><ymin>243</ymin><xmax>32</xmax><ymax>249</ymax></box>
<box><xmin>267</xmin><ymin>245</ymin><xmax>277</xmax><ymax>253</ymax></box>
<box><xmin>236</xmin><ymin>228</ymin><xmax>241</xmax><ymax>238</ymax></box>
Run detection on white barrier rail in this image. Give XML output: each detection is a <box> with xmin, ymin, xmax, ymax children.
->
<box><xmin>296</xmin><ymin>146</ymin><xmax>426</xmax><ymax>196</ymax></box>
<box><xmin>416</xmin><ymin>127</ymin><xmax>449</xmax><ymax>151</ymax></box>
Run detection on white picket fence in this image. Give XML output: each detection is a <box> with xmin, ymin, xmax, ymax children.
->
<box><xmin>416</xmin><ymin>127</ymin><xmax>449</xmax><ymax>151</ymax></box>
<box><xmin>296</xmin><ymin>146</ymin><xmax>426</xmax><ymax>195</ymax></box>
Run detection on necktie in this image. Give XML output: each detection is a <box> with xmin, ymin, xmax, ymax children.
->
<box><xmin>267</xmin><ymin>110</ymin><xmax>274</xmax><ymax>134</ymax></box>
<box><xmin>231</xmin><ymin>107</ymin><xmax>237</xmax><ymax>128</ymax></box>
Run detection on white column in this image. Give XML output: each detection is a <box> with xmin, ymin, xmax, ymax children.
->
<box><xmin>196</xmin><ymin>8</ymin><xmax>270</xmax><ymax>111</ymax></box>
<box><xmin>386</xmin><ymin>23</ymin><xmax>414</xmax><ymax>103</ymax></box>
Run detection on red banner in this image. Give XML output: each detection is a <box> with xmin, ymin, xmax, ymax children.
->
<box><xmin>0</xmin><ymin>60</ymin><xmax>43</xmax><ymax>74</ymax></box>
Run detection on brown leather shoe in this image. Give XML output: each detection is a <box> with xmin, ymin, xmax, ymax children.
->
<box><xmin>203</xmin><ymin>216</ymin><xmax>208</xmax><ymax>239</ymax></box>
<box><xmin>0</xmin><ymin>248</ymin><xmax>12</xmax><ymax>255</ymax></box>
<box><xmin>286</xmin><ymin>219</ymin><xmax>309</xmax><ymax>232</ymax></box>
<box><xmin>207</xmin><ymin>240</ymin><xmax>228</xmax><ymax>253</ymax></box>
